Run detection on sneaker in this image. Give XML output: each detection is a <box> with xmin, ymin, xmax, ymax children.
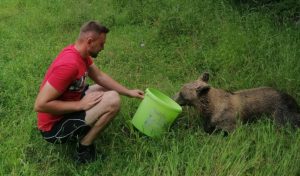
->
<box><xmin>74</xmin><ymin>143</ymin><xmax>97</xmax><ymax>164</ymax></box>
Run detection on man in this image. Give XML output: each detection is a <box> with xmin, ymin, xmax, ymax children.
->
<box><xmin>34</xmin><ymin>21</ymin><xmax>144</xmax><ymax>163</ymax></box>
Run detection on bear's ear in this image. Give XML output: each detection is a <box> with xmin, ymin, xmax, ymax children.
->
<box><xmin>196</xmin><ymin>85</ymin><xmax>210</xmax><ymax>96</ymax></box>
<box><xmin>199</xmin><ymin>72</ymin><xmax>209</xmax><ymax>82</ymax></box>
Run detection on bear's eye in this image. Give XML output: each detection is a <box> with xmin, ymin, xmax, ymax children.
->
<box><xmin>179</xmin><ymin>92</ymin><xmax>185</xmax><ymax>99</ymax></box>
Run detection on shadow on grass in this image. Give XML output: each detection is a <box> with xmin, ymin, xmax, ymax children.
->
<box><xmin>231</xmin><ymin>0</ymin><xmax>300</xmax><ymax>25</ymax></box>
<box><xmin>24</xmin><ymin>127</ymin><xmax>80</xmax><ymax>174</ymax></box>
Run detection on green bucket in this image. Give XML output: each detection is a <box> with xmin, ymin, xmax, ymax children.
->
<box><xmin>131</xmin><ymin>88</ymin><xmax>182</xmax><ymax>138</ymax></box>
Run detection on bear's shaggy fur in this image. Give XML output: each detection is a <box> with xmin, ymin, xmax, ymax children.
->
<box><xmin>174</xmin><ymin>72</ymin><xmax>300</xmax><ymax>133</ymax></box>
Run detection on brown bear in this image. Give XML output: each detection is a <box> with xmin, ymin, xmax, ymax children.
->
<box><xmin>173</xmin><ymin>72</ymin><xmax>300</xmax><ymax>133</ymax></box>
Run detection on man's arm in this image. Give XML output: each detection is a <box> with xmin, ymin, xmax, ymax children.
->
<box><xmin>87</xmin><ymin>64</ymin><xmax>144</xmax><ymax>99</ymax></box>
<box><xmin>34</xmin><ymin>81</ymin><xmax>103</xmax><ymax>114</ymax></box>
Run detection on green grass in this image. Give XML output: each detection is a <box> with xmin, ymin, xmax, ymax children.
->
<box><xmin>1</xmin><ymin>0</ymin><xmax>299</xmax><ymax>175</ymax></box>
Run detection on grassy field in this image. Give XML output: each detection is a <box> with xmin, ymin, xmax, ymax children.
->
<box><xmin>1</xmin><ymin>0</ymin><xmax>300</xmax><ymax>175</ymax></box>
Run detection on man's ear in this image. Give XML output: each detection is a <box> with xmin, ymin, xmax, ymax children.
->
<box><xmin>198</xmin><ymin>72</ymin><xmax>209</xmax><ymax>82</ymax></box>
<box><xmin>87</xmin><ymin>37</ymin><xmax>93</xmax><ymax>45</ymax></box>
<box><xmin>196</xmin><ymin>85</ymin><xmax>210</xmax><ymax>96</ymax></box>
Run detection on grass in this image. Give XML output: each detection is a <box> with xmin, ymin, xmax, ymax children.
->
<box><xmin>0</xmin><ymin>0</ymin><xmax>300</xmax><ymax>175</ymax></box>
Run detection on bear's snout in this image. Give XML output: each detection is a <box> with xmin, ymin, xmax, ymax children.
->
<box><xmin>173</xmin><ymin>92</ymin><xmax>187</xmax><ymax>106</ymax></box>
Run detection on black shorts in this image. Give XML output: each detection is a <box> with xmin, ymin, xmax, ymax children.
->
<box><xmin>40</xmin><ymin>111</ymin><xmax>91</xmax><ymax>144</ymax></box>
<box><xmin>40</xmin><ymin>85</ymin><xmax>91</xmax><ymax>144</ymax></box>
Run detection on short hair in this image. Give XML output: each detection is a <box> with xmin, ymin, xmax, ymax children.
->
<box><xmin>79</xmin><ymin>21</ymin><xmax>109</xmax><ymax>36</ymax></box>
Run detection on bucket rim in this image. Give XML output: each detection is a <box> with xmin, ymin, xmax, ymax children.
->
<box><xmin>146</xmin><ymin>88</ymin><xmax>182</xmax><ymax>113</ymax></box>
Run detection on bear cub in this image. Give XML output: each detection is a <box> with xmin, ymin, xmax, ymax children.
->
<box><xmin>174</xmin><ymin>72</ymin><xmax>300</xmax><ymax>133</ymax></box>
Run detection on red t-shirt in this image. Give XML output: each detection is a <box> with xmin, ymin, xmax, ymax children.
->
<box><xmin>37</xmin><ymin>45</ymin><xmax>94</xmax><ymax>131</ymax></box>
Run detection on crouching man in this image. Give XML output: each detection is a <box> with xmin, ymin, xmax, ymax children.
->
<box><xmin>34</xmin><ymin>21</ymin><xmax>144</xmax><ymax>164</ymax></box>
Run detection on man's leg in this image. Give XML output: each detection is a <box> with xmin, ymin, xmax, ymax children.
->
<box><xmin>81</xmin><ymin>85</ymin><xmax>121</xmax><ymax>145</ymax></box>
<box><xmin>74</xmin><ymin>85</ymin><xmax>121</xmax><ymax>163</ymax></box>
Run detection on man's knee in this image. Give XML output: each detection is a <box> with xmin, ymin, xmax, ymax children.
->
<box><xmin>104</xmin><ymin>90</ymin><xmax>121</xmax><ymax>113</ymax></box>
<box><xmin>92</xmin><ymin>91</ymin><xmax>120</xmax><ymax>127</ymax></box>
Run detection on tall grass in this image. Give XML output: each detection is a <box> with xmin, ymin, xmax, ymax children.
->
<box><xmin>0</xmin><ymin>0</ymin><xmax>299</xmax><ymax>175</ymax></box>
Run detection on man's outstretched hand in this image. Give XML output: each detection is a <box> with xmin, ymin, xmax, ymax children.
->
<box><xmin>127</xmin><ymin>89</ymin><xmax>144</xmax><ymax>99</ymax></box>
